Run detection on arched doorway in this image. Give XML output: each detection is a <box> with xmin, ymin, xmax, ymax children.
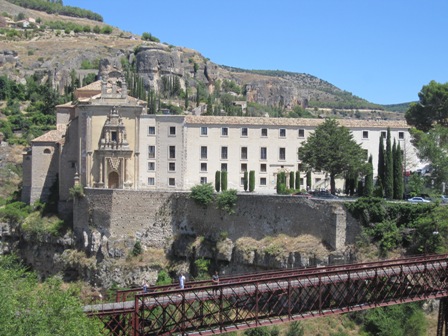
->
<box><xmin>108</xmin><ymin>171</ymin><xmax>119</xmax><ymax>189</ymax></box>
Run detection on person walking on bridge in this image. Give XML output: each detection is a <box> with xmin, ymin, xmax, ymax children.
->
<box><xmin>212</xmin><ymin>271</ymin><xmax>219</xmax><ymax>295</ymax></box>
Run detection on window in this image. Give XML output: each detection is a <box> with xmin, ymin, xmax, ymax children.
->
<box><xmin>241</xmin><ymin>127</ymin><xmax>248</xmax><ymax>136</ymax></box>
<box><xmin>260</xmin><ymin>163</ymin><xmax>267</xmax><ymax>173</ymax></box>
<box><xmin>240</xmin><ymin>177</ymin><xmax>245</xmax><ymax>186</ymax></box>
<box><xmin>148</xmin><ymin>162</ymin><xmax>155</xmax><ymax>171</ymax></box>
<box><xmin>169</xmin><ymin>162</ymin><xmax>176</xmax><ymax>171</ymax></box>
<box><xmin>279</xmin><ymin>128</ymin><xmax>286</xmax><ymax>137</ymax></box>
<box><xmin>381</xmin><ymin>131</ymin><xmax>387</xmax><ymax>138</ymax></box>
<box><xmin>279</xmin><ymin>148</ymin><xmax>286</xmax><ymax>160</ymax></box>
<box><xmin>148</xmin><ymin>126</ymin><xmax>155</xmax><ymax>135</ymax></box>
<box><xmin>222</xmin><ymin>127</ymin><xmax>228</xmax><ymax>136</ymax></box>
<box><xmin>261</xmin><ymin>128</ymin><xmax>268</xmax><ymax>137</ymax></box>
<box><xmin>399</xmin><ymin>131</ymin><xmax>404</xmax><ymax>140</ymax></box>
<box><xmin>241</xmin><ymin>163</ymin><xmax>247</xmax><ymax>172</ymax></box>
<box><xmin>111</xmin><ymin>131</ymin><xmax>117</xmax><ymax>142</ymax></box>
<box><xmin>148</xmin><ymin>146</ymin><xmax>155</xmax><ymax>159</ymax></box>
<box><xmin>201</xmin><ymin>127</ymin><xmax>208</xmax><ymax>136</ymax></box>
<box><xmin>44</xmin><ymin>148</ymin><xmax>51</xmax><ymax>154</ymax></box>
<box><xmin>201</xmin><ymin>162</ymin><xmax>207</xmax><ymax>172</ymax></box>
<box><xmin>168</xmin><ymin>178</ymin><xmax>175</xmax><ymax>186</ymax></box>
<box><xmin>200</xmin><ymin>177</ymin><xmax>208</xmax><ymax>184</ymax></box>
<box><xmin>169</xmin><ymin>126</ymin><xmax>176</xmax><ymax>135</ymax></box>
<box><xmin>260</xmin><ymin>147</ymin><xmax>267</xmax><ymax>160</ymax></box>
<box><xmin>260</xmin><ymin>177</ymin><xmax>267</xmax><ymax>186</ymax></box>
<box><xmin>362</xmin><ymin>131</ymin><xmax>369</xmax><ymax>139</ymax></box>
<box><xmin>298</xmin><ymin>163</ymin><xmax>303</xmax><ymax>171</ymax></box>
<box><xmin>298</xmin><ymin>129</ymin><xmax>305</xmax><ymax>138</ymax></box>
<box><xmin>201</xmin><ymin>146</ymin><xmax>207</xmax><ymax>159</ymax></box>
<box><xmin>148</xmin><ymin>177</ymin><xmax>155</xmax><ymax>186</ymax></box>
<box><xmin>241</xmin><ymin>147</ymin><xmax>248</xmax><ymax>160</ymax></box>
<box><xmin>221</xmin><ymin>163</ymin><xmax>227</xmax><ymax>171</ymax></box>
<box><xmin>221</xmin><ymin>146</ymin><xmax>228</xmax><ymax>159</ymax></box>
<box><xmin>169</xmin><ymin>146</ymin><xmax>175</xmax><ymax>159</ymax></box>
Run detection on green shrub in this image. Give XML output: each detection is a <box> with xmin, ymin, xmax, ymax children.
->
<box><xmin>132</xmin><ymin>241</ymin><xmax>143</xmax><ymax>256</ymax></box>
<box><xmin>216</xmin><ymin>189</ymin><xmax>238</xmax><ymax>215</ymax></box>
<box><xmin>286</xmin><ymin>321</ymin><xmax>304</xmax><ymax>336</ymax></box>
<box><xmin>190</xmin><ymin>183</ymin><xmax>214</xmax><ymax>207</ymax></box>
<box><xmin>156</xmin><ymin>270</ymin><xmax>171</xmax><ymax>285</ymax></box>
<box><xmin>69</xmin><ymin>184</ymin><xmax>84</xmax><ymax>199</ymax></box>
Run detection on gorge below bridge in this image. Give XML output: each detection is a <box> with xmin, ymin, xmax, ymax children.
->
<box><xmin>86</xmin><ymin>254</ymin><xmax>448</xmax><ymax>335</ymax></box>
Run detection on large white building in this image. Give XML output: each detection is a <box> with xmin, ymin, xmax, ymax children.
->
<box><xmin>22</xmin><ymin>75</ymin><xmax>416</xmax><ymax>212</ymax></box>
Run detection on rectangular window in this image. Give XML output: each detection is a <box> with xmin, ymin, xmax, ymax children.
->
<box><xmin>222</xmin><ymin>127</ymin><xmax>228</xmax><ymax>136</ymax></box>
<box><xmin>261</xmin><ymin>128</ymin><xmax>268</xmax><ymax>137</ymax></box>
<box><xmin>240</xmin><ymin>177</ymin><xmax>245</xmax><ymax>186</ymax></box>
<box><xmin>241</xmin><ymin>147</ymin><xmax>248</xmax><ymax>160</ymax></box>
<box><xmin>260</xmin><ymin>177</ymin><xmax>267</xmax><ymax>186</ymax></box>
<box><xmin>221</xmin><ymin>146</ymin><xmax>228</xmax><ymax>160</ymax></box>
<box><xmin>260</xmin><ymin>147</ymin><xmax>267</xmax><ymax>160</ymax></box>
<box><xmin>111</xmin><ymin>131</ymin><xmax>117</xmax><ymax>142</ymax></box>
<box><xmin>298</xmin><ymin>163</ymin><xmax>303</xmax><ymax>171</ymax></box>
<box><xmin>169</xmin><ymin>162</ymin><xmax>176</xmax><ymax>171</ymax></box>
<box><xmin>148</xmin><ymin>146</ymin><xmax>155</xmax><ymax>159</ymax></box>
<box><xmin>363</xmin><ymin>131</ymin><xmax>369</xmax><ymax>139</ymax></box>
<box><xmin>399</xmin><ymin>131</ymin><xmax>404</xmax><ymax>140</ymax></box>
<box><xmin>148</xmin><ymin>177</ymin><xmax>155</xmax><ymax>186</ymax></box>
<box><xmin>279</xmin><ymin>147</ymin><xmax>286</xmax><ymax>160</ymax></box>
<box><xmin>201</xmin><ymin>127</ymin><xmax>208</xmax><ymax>136</ymax></box>
<box><xmin>201</xmin><ymin>162</ymin><xmax>207</xmax><ymax>172</ymax></box>
<box><xmin>168</xmin><ymin>178</ymin><xmax>175</xmax><ymax>186</ymax></box>
<box><xmin>298</xmin><ymin>129</ymin><xmax>305</xmax><ymax>138</ymax></box>
<box><xmin>241</xmin><ymin>163</ymin><xmax>247</xmax><ymax>172</ymax></box>
<box><xmin>260</xmin><ymin>163</ymin><xmax>267</xmax><ymax>173</ymax></box>
<box><xmin>201</xmin><ymin>146</ymin><xmax>207</xmax><ymax>159</ymax></box>
<box><xmin>169</xmin><ymin>146</ymin><xmax>175</xmax><ymax>159</ymax></box>
<box><xmin>148</xmin><ymin>162</ymin><xmax>155</xmax><ymax>171</ymax></box>
<box><xmin>148</xmin><ymin>126</ymin><xmax>155</xmax><ymax>135</ymax></box>
<box><xmin>279</xmin><ymin>128</ymin><xmax>286</xmax><ymax>137</ymax></box>
<box><xmin>241</xmin><ymin>127</ymin><xmax>248</xmax><ymax>137</ymax></box>
<box><xmin>200</xmin><ymin>177</ymin><xmax>208</xmax><ymax>184</ymax></box>
<box><xmin>221</xmin><ymin>163</ymin><xmax>227</xmax><ymax>171</ymax></box>
<box><xmin>169</xmin><ymin>126</ymin><xmax>176</xmax><ymax>135</ymax></box>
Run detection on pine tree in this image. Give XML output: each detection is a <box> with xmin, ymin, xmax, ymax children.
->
<box><xmin>393</xmin><ymin>141</ymin><xmax>404</xmax><ymax>199</ymax></box>
<box><xmin>384</xmin><ymin>128</ymin><xmax>394</xmax><ymax>198</ymax></box>
<box><xmin>364</xmin><ymin>155</ymin><xmax>374</xmax><ymax>197</ymax></box>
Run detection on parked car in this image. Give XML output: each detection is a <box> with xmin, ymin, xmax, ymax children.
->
<box><xmin>441</xmin><ymin>195</ymin><xmax>448</xmax><ymax>203</ymax></box>
<box><xmin>407</xmin><ymin>197</ymin><xmax>431</xmax><ymax>203</ymax></box>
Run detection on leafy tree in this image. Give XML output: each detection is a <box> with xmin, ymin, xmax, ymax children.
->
<box><xmin>412</xmin><ymin>204</ymin><xmax>448</xmax><ymax>254</ymax></box>
<box><xmin>0</xmin><ymin>255</ymin><xmax>104</xmax><ymax>336</ymax></box>
<box><xmin>190</xmin><ymin>183</ymin><xmax>214</xmax><ymax>208</ymax></box>
<box><xmin>405</xmin><ymin>80</ymin><xmax>448</xmax><ymax>132</ymax></box>
<box><xmin>216</xmin><ymin>189</ymin><xmax>238</xmax><ymax>215</ymax></box>
<box><xmin>249</xmin><ymin>170</ymin><xmax>255</xmax><ymax>192</ymax></box>
<box><xmin>384</xmin><ymin>128</ymin><xmax>394</xmax><ymax>198</ymax></box>
<box><xmin>215</xmin><ymin>171</ymin><xmax>221</xmax><ymax>192</ymax></box>
<box><xmin>299</xmin><ymin>119</ymin><xmax>366</xmax><ymax>194</ymax></box>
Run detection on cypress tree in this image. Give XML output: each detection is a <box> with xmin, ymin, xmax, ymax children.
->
<box><xmin>249</xmin><ymin>170</ymin><xmax>255</xmax><ymax>192</ymax></box>
<box><xmin>364</xmin><ymin>155</ymin><xmax>374</xmax><ymax>197</ymax></box>
<box><xmin>221</xmin><ymin>171</ymin><xmax>227</xmax><ymax>191</ymax></box>
<box><xmin>289</xmin><ymin>171</ymin><xmax>295</xmax><ymax>189</ymax></box>
<box><xmin>215</xmin><ymin>171</ymin><xmax>221</xmax><ymax>192</ymax></box>
<box><xmin>393</xmin><ymin>141</ymin><xmax>404</xmax><ymax>200</ymax></box>
<box><xmin>243</xmin><ymin>171</ymin><xmax>248</xmax><ymax>191</ymax></box>
<box><xmin>306</xmin><ymin>171</ymin><xmax>312</xmax><ymax>191</ymax></box>
<box><xmin>377</xmin><ymin>134</ymin><xmax>385</xmax><ymax>188</ymax></box>
<box><xmin>384</xmin><ymin>128</ymin><xmax>394</xmax><ymax>198</ymax></box>
<box><xmin>295</xmin><ymin>171</ymin><xmax>300</xmax><ymax>190</ymax></box>
<box><xmin>357</xmin><ymin>180</ymin><xmax>363</xmax><ymax>197</ymax></box>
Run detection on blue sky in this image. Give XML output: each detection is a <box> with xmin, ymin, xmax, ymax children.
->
<box><xmin>64</xmin><ymin>0</ymin><xmax>448</xmax><ymax>105</ymax></box>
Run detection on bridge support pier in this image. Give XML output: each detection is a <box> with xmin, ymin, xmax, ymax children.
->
<box><xmin>438</xmin><ymin>298</ymin><xmax>448</xmax><ymax>336</ymax></box>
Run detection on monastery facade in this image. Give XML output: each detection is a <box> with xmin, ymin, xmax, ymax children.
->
<box><xmin>21</xmin><ymin>75</ymin><xmax>416</xmax><ymax>212</ymax></box>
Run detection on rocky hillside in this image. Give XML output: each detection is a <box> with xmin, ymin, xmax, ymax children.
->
<box><xmin>0</xmin><ymin>0</ymin><xmax>401</xmax><ymax>115</ymax></box>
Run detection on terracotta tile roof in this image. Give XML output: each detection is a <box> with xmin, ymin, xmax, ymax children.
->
<box><xmin>184</xmin><ymin>116</ymin><xmax>409</xmax><ymax>129</ymax></box>
<box><xmin>31</xmin><ymin>130</ymin><xmax>64</xmax><ymax>143</ymax></box>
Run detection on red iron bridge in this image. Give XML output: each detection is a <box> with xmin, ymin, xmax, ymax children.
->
<box><xmin>85</xmin><ymin>254</ymin><xmax>448</xmax><ymax>335</ymax></box>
